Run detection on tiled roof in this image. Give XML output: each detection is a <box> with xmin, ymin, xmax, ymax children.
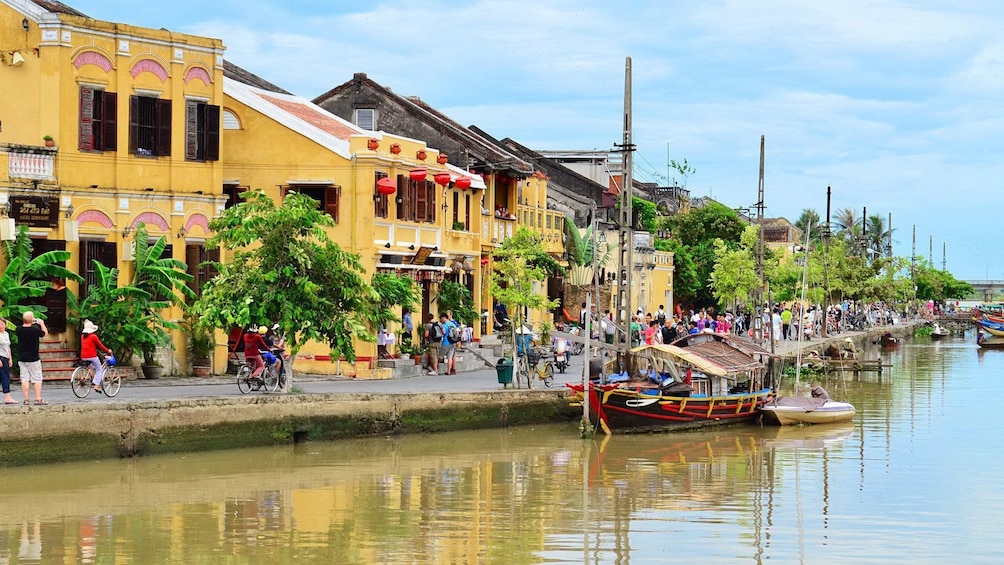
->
<box><xmin>223</xmin><ymin>60</ymin><xmax>292</xmax><ymax>95</ymax></box>
<box><xmin>29</xmin><ymin>0</ymin><xmax>88</xmax><ymax>17</ymax></box>
<box><xmin>255</xmin><ymin>92</ymin><xmax>360</xmax><ymax>140</ymax></box>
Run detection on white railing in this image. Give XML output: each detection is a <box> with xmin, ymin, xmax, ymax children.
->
<box><xmin>8</xmin><ymin>149</ymin><xmax>55</xmax><ymax>181</ymax></box>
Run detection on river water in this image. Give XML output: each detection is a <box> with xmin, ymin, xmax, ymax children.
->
<box><xmin>1</xmin><ymin>335</ymin><xmax>1001</xmax><ymax>564</ymax></box>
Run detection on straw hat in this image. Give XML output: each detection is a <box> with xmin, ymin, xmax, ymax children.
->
<box><xmin>81</xmin><ymin>320</ymin><xmax>99</xmax><ymax>334</ymax></box>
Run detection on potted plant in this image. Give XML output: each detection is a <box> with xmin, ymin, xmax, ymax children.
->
<box><xmin>185</xmin><ymin>313</ymin><xmax>214</xmax><ymax>377</ymax></box>
<box><xmin>43</xmin><ymin>135</ymin><xmax>54</xmax><ymax>147</ymax></box>
<box><xmin>452</xmin><ymin>221</ymin><xmax>466</xmax><ymax>231</ymax></box>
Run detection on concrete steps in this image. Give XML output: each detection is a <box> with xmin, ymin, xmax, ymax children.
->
<box><xmin>379</xmin><ymin>343</ymin><xmax>497</xmax><ymax>378</ymax></box>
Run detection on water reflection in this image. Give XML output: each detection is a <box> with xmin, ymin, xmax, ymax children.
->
<box><xmin>0</xmin><ymin>334</ymin><xmax>1001</xmax><ymax>563</ymax></box>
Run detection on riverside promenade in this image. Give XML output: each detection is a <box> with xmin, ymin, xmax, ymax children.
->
<box><xmin>0</xmin><ymin>322</ymin><xmax>918</xmax><ymax>466</ymax></box>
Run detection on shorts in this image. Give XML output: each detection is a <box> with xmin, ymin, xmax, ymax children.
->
<box><xmin>427</xmin><ymin>343</ymin><xmax>441</xmax><ymax>363</ymax></box>
<box><xmin>19</xmin><ymin>360</ymin><xmax>43</xmax><ymax>384</ymax></box>
<box><xmin>442</xmin><ymin>343</ymin><xmax>456</xmax><ymax>360</ymax></box>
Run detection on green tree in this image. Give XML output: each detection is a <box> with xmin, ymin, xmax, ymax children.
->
<box><xmin>194</xmin><ymin>190</ymin><xmax>377</xmax><ymax>390</ymax></box>
<box><xmin>490</xmin><ymin>226</ymin><xmax>558</xmax><ymax>357</ymax></box>
<box><xmin>669</xmin><ymin>158</ymin><xmax>696</xmax><ymax>189</ymax></box>
<box><xmin>0</xmin><ymin>225</ymin><xmax>80</xmax><ymax>322</ymax></box>
<box><xmin>563</xmin><ymin>217</ymin><xmax>612</xmax><ymax>286</ymax></box>
<box><xmin>794</xmin><ymin>209</ymin><xmax>821</xmax><ymax>245</ymax></box>
<box><xmin>660</xmin><ymin>202</ymin><xmax>746</xmax><ymax>307</ymax></box>
<box><xmin>436</xmin><ymin>280</ymin><xmax>477</xmax><ymax>326</ymax></box>
<box><xmin>370</xmin><ymin>272</ymin><xmax>419</xmax><ymax>332</ymax></box>
<box><xmin>864</xmin><ymin>214</ymin><xmax>891</xmax><ymax>261</ymax></box>
<box><xmin>833</xmin><ymin>207</ymin><xmax>862</xmax><ymax>252</ymax></box>
<box><xmin>710</xmin><ymin>225</ymin><xmax>760</xmax><ymax>308</ymax></box>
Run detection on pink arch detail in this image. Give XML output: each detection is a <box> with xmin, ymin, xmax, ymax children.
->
<box><xmin>130</xmin><ymin>59</ymin><xmax>169</xmax><ymax>82</ymax></box>
<box><xmin>131</xmin><ymin>212</ymin><xmax>169</xmax><ymax>231</ymax></box>
<box><xmin>73</xmin><ymin>51</ymin><xmax>113</xmax><ymax>72</ymax></box>
<box><xmin>184</xmin><ymin>66</ymin><xmax>212</xmax><ymax>85</ymax></box>
<box><xmin>184</xmin><ymin>213</ymin><xmax>210</xmax><ymax>234</ymax></box>
<box><xmin>77</xmin><ymin>209</ymin><xmax>114</xmax><ymax>228</ymax></box>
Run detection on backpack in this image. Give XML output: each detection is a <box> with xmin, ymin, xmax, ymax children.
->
<box><xmin>429</xmin><ymin>322</ymin><xmax>444</xmax><ymax>342</ymax></box>
<box><xmin>447</xmin><ymin>323</ymin><xmax>461</xmax><ymax>344</ymax></box>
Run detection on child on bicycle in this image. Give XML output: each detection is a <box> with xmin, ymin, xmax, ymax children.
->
<box><xmin>80</xmin><ymin>320</ymin><xmax>112</xmax><ymax>392</ymax></box>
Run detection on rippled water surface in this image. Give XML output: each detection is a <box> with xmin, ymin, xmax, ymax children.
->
<box><xmin>1</xmin><ymin>335</ymin><xmax>1001</xmax><ymax>564</ymax></box>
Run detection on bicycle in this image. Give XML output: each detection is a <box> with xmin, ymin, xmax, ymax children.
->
<box><xmin>70</xmin><ymin>355</ymin><xmax>121</xmax><ymax>398</ymax></box>
<box><xmin>515</xmin><ymin>346</ymin><xmax>554</xmax><ymax>389</ymax></box>
<box><xmin>236</xmin><ymin>351</ymin><xmax>283</xmax><ymax>394</ymax></box>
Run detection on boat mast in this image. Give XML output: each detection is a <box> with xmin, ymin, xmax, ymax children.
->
<box><xmin>795</xmin><ymin>220</ymin><xmax>812</xmax><ymax>391</ymax></box>
<box><xmin>821</xmin><ymin>186</ymin><xmax>831</xmax><ymax>339</ymax></box>
<box><xmin>614</xmin><ymin>57</ymin><xmax>635</xmax><ymax>367</ymax></box>
<box><xmin>754</xmin><ymin>136</ymin><xmax>771</xmax><ymax>354</ymax></box>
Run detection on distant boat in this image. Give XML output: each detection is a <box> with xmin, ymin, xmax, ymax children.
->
<box><xmin>930</xmin><ymin>323</ymin><xmax>949</xmax><ymax>340</ymax></box>
<box><xmin>975</xmin><ymin>319</ymin><xmax>1004</xmax><ymax>338</ymax></box>
<box><xmin>878</xmin><ymin>332</ymin><xmax>901</xmax><ymax>348</ymax></box>
<box><xmin>978</xmin><ymin>331</ymin><xmax>1004</xmax><ymax>349</ymax></box>
<box><xmin>760</xmin><ymin>386</ymin><xmax>857</xmax><ymax>425</ymax></box>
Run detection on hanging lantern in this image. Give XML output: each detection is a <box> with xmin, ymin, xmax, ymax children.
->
<box><xmin>434</xmin><ymin>172</ymin><xmax>451</xmax><ymax>186</ymax></box>
<box><xmin>437</xmin><ymin>153</ymin><xmax>448</xmax><ymax>165</ymax></box>
<box><xmin>454</xmin><ymin>177</ymin><xmax>472</xmax><ymax>190</ymax></box>
<box><xmin>390</xmin><ymin>143</ymin><xmax>402</xmax><ymax>155</ymax></box>
<box><xmin>409</xmin><ymin>168</ymin><xmax>427</xmax><ymax>182</ymax></box>
<box><xmin>367</xmin><ymin>138</ymin><xmax>380</xmax><ymax>151</ymax></box>
<box><xmin>416</xmin><ymin>149</ymin><xmax>427</xmax><ymax>161</ymax></box>
<box><xmin>376</xmin><ymin>177</ymin><xmax>396</xmax><ymax>195</ymax></box>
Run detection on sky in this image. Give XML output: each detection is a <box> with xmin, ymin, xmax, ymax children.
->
<box><xmin>63</xmin><ymin>0</ymin><xmax>1004</xmax><ymax>280</ymax></box>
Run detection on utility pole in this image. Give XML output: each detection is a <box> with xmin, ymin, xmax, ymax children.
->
<box><xmin>821</xmin><ymin>185</ymin><xmax>832</xmax><ymax>338</ymax></box>
<box><xmin>753</xmin><ymin>136</ymin><xmax>768</xmax><ymax>351</ymax></box>
<box><xmin>613</xmin><ymin>57</ymin><xmax>635</xmax><ymax>369</ymax></box>
<box><xmin>911</xmin><ymin>225</ymin><xmax>917</xmax><ymax>304</ymax></box>
<box><xmin>929</xmin><ymin>235</ymin><xmax>933</xmax><ymax>268</ymax></box>
<box><xmin>942</xmin><ymin>242</ymin><xmax>946</xmax><ymax>272</ymax></box>
<box><xmin>886</xmin><ymin>213</ymin><xmax>893</xmax><ymax>258</ymax></box>
<box><xmin>861</xmin><ymin>206</ymin><xmax>867</xmax><ymax>258</ymax></box>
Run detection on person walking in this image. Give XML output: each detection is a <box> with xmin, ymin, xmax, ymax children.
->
<box><xmin>0</xmin><ymin>319</ymin><xmax>13</xmax><ymax>404</ymax></box>
<box><xmin>441</xmin><ymin>312</ymin><xmax>460</xmax><ymax>375</ymax></box>
<box><xmin>79</xmin><ymin>320</ymin><xmax>112</xmax><ymax>393</ymax></box>
<box><xmin>17</xmin><ymin>311</ymin><xmax>47</xmax><ymax>405</ymax></box>
<box><xmin>424</xmin><ymin>314</ymin><xmax>442</xmax><ymax>375</ymax></box>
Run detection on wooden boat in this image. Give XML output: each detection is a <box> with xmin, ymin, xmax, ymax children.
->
<box><xmin>760</xmin><ymin>386</ymin><xmax>856</xmax><ymax>425</ymax></box>
<box><xmin>929</xmin><ymin>323</ymin><xmax>949</xmax><ymax>340</ymax></box>
<box><xmin>878</xmin><ymin>332</ymin><xmax>901</xmax><ymax>348</ymax></box>
<box><xmin>566</xmin><ymin>333</ymin><xmax>773</xmax><ymax>433</ymax></box>
<box><xmin>977</xmin><ymin>332</ymin><xmax>1004</xmax><ymax>349</ymax></box>
<box><xmin>975</xmin><ymin>319</ymin><xmax>1004</xmax><ymax>338</ymax></box>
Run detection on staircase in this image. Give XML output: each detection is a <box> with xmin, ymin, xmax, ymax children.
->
<box><xmin>40</xmin><ymin>338</ymin><xmax>78</xmax><ymax>381</ymax></box>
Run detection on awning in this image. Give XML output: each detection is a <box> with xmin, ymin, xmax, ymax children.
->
<box><xmin>445</xmin><ymin>164</ymin><xmax>486</xmax><ymax>190</ymax></box>
<box><xmin>630</xmin><ymin>344</ymin><xmax>729</xmax><ymax>377</ymax></box>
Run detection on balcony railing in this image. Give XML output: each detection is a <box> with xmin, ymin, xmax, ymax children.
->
<box><xmin>6</xmin><ymin>145</ymin><xmax>56</xmax><ymax>181</ymax></box>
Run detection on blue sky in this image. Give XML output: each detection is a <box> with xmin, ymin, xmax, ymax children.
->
<box><xmin>66</xmin><ymin>0</ymin><xmax>1004</xmax><ymax>280</ymax></box>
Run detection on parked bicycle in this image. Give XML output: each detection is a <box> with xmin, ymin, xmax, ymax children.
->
<box><xmin>70</xmin><ymin>355</ymin><xmax>121</xmax><ymax>398</ymax></box>
<box><xmin>236</xmin><ymin>350</ymin><xmax>284</xmax><ymax>394</ymax></box>
<box><xmin>515</xmin><ymin>346</ymin><xmax>554</xmax><ymax>389</ymax></box>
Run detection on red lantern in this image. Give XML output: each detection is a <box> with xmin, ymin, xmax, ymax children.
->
<box><xmin>376</xmin><ymin>177</ymin><xmax>396</xmax><ymax>195</ymax></box>
<box><xmin>437</xmin><ymin>154</ymin><xmax>448</xmax><ymax>165</ymax></box>
<box><xmin>390</xmin><ymin>143</ymin><xmax>402</xmax><ymax>155</ymax></box>
<box><xmin>409</xmin><ymin>168</ymin><xmax>427</xmax><ymax>182</ymax></box>
<box><xmin>434</xmin><ymin>172</ymin><xmax>451</xmax><ymax>186</ymax></box>
<box><xmin>454</xmin><ymin>177</ymin><xmax>472</xmax><ymax>190</ymax></box>
<box><xmin>367</xmin><ymin>138</ymin><xmax>380</xmax><ymax>151</ymax></box>
<box><xmin>416</xmin><ymin>149</ymin><xmax>427</xmax><ymax>161</ymax></box>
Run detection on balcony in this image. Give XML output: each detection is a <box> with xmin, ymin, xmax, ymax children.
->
<box><xmin>6</xmin><ymin>145</ymin><xmax>57</xmax><ymax>182</ymax></box>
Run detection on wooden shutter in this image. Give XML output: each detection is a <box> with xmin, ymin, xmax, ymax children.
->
<box><xmin>374</xmin><ymin>172</ymin><xmax>388</xmax><ymax>218</ymax></box>
<box><xmin>185</xmin><ymin>101</ymin><xmax>198</xmax><ymax>160</ymax></box>
<box><xmin>129</xmin><ymin>96</ymin><xmax>140</xmax><ymax>154</ymax></box>
<box><xmin>452</xmin><ymin>192</ymin><xmax>459</xmax><ymax>226</ymax></box>
<box><xmin>395</xmin><ymin>175</ymin><xmax>406</xmax><ymax>220</ymax></box>
<box><xmin>101</xmin><ymin>91</ymin><xmax>117</xmax><ymax>151</ymax></box>
<box><xmin>186</xmin><ymin>244</ymin><xmax>200</xmax><ymax>294</ymax></box>
<box><xmin>324</xmin><ymin>186</ymin><xmax>340</xmax><ymax>222</ymax></box>
<box><xmin>79</xmin><ymin>87</ymin><xmax>95</xmax><ymax>150</ymax></box>
<box><xmin>203</xmin><ymin>104</ymin><xmax>220</xmax><ymax>161</ymax></box>
<box><xmin>465</xmin><ymin>193</ymin><xmax>471</xmax><ymax>228</ymax></box>
<box><xmin>415</xmin><ymin>179</ymin><xmax>427</xmax><ymax>222</ymax></box>
<box><xmin>426</xmin><ymin>180</ymin><xmax>436</xmax><ymax>223</ymax></box>
<box><xmin>155</xmin><ymin>98</ymin><xmax>172</xmax><ymax>156</ymax></box>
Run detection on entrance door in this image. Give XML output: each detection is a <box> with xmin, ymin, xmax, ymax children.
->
<box><xmin>25</xmin><ymin>239</ymin><xmax>68</xmax><ymax>333</ymax></box>
<box><xmin>79</xmin><ymin>240</ymin><xmax>117</xmax><ymax>301</ymax></box>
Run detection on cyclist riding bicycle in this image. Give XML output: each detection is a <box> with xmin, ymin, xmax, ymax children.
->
<box><xmin>80</xmin><ymin>320</ymin><xmax>112</xmax><ymax>393</ymax></box>
<box><xmin>243</xmin><ymin>326</ymin><xmax>271</xmax><ymax>379</ymax></box>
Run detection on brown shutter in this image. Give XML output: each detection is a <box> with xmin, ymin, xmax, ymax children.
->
<box><xmin>415</xmin><ymin>179</ymin><xmax>426</xmax><ymax>222</ymax></box>
<box><xmin>426</xmin><ymin>180</ymin><xmax>437</xmax><ymax>223</ymax></box>
<box><xmin>324</xmin><ymin>186</ymin><xmax>340</xmax><ymax>221</ymax></box>
<box><xmin>452</xmin><ymin>191</ymin><xmax>459</xmax><ymax>225</ymax></box>
<box><xmin>79</xmin><ymin>87</ymin><xmax>94</xmax><ymax>150</ymax></box>
<box><xmin>185</xmin><ymin>101</ymin><xmax>198</xmax><ymax>160</ymax></box>
<box><xmin>101</xmin><ymin>91</ymin><xmax>117</xmax><ymax>151</ymax></box>
<box><xmin>128</xmin><ymin>95</ymin><xmax>139</xmax><ymax>154</ymax></box>
<box><xmin>395</xmin><ymin>175</ymin><xmax>406</xmax><ymax>219</ymax></box>
<box><xmin>203</xmin><ymin>104</ymin><xmax>220</xmax><ymax>161</ymax></box>
<box><xmin>465</xmin><ymin>193</ymin><xmax>471</xmax><ymax>228</ymax></box>
<box><xmin>155</xmin><ymin>98</ymin><xmax>172</xmax><ymax>156</ymax></box>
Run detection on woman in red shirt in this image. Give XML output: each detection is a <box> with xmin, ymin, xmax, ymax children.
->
<box><xmin>80</xmin><ymin>320</ymin><xmax>112</xmax><ymax>392</ymax></box>
<box><xmin>243</xmin><ymin>326</ymin><xmax>271</xmax><ymax>379</ymax></box>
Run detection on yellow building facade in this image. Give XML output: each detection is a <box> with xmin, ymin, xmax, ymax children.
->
<box><xmin>0</xmin><ymin>1</ymin><xmax>225</xmax><ymax>373</ymax></box>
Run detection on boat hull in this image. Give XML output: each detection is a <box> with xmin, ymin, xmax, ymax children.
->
<box><xmin>568</xmin><ymin>383</ymin><xmax>770</xmax><ymax>432</ymax></box>
<box><xmin>760</xmin><ymin>402</ymin><xmax>856</xmax><ymax>426</ymax></box>
<box><xmin>976</xmin><ymin>321</ymin><xmax>1004</xmax><ymax>337</ymax></box>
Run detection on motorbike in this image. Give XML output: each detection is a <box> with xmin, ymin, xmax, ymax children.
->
<box><xmin>553</xmin><ymin>339</ymin><xmax>569</xmax><ymax>373</ymax></box>
<box><xmin>566</xmin><ymin>325</ymin><xmax>585</xmax><ymax>355</ymax></box>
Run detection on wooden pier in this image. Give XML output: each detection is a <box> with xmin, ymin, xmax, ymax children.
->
<box><xmin>819</xmin><ymin>357</ymin><xmax>884</xmax><ymax>375</ymax></box>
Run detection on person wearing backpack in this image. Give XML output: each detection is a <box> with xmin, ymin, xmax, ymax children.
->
<box><xmin>424</xmin><ymin>313</ymin><xmax>443</xmax><ymax>375</ymax></box>
<box><xmin>441</xmin><ymin>312</ymin><xmax>461</xmax><ymax>375</ymax></box>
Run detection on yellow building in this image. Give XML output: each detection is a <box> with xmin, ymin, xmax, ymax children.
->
<box><xmin>0</xmin><ymin>1</ymin><xmax>225</xmax><ymax>374</ymax></box>
<box><xmin>222</xmin><ymin>64</ymin><xmax>486</xmax><ymax>376</ymax></box>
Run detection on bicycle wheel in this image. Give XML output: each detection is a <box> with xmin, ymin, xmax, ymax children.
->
<box><xmin>542</xmin><ymin>362</ymin><xmax>554</xmax><ymax>387</ymax></box>
<box><xmin>70</xmin><ymin>366</ymin><xmax>92</xmax><ymax>398</ymax></box>
<box><xmin>236</xmin><ymin>364</ymin><xmax>253</xmax><ymax>394</ymax></box>
<box><xmin>264</xmin><ymin>364</ymin><xmax>281</xmax><ymax>392</ymax></box>
<box><xmin>102</xmin><ymin>367</ymin><xmax>122</xmax><ymax>397</ymax></box>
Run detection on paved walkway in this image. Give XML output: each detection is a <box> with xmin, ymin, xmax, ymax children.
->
<box><xmin>14</xmin><ymin>322</ymin><xmax>917</xmax><ymax>408</ymax></box>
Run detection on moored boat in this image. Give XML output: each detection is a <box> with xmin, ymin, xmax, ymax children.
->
<box><xmin>975</xmin><ymin>319</ymin><xmax>1004</xmax><ymax>338</ymax></box>
<box><xmin>929</xmin><ymin>323</ymin><xmax>949</xmax><ymax>340</ymax></box>
<box><xmin>760</xmin><ymin>386</ymin><xmax>856</xmax><ymax>425</ymax></box>
<box><xmin>878</xmin><ymin>332</ymin><xmax>901</xmax><ymax>348</ymax></box>
<box><xmin>977</xmin><ymin>331</ymin><xmax>1004</xmax><ymax>349</ymax></box>
<box><xmin>567</xmin><ymin>333</ymin><xmax>773</xmax><ymax>433</ymax></box>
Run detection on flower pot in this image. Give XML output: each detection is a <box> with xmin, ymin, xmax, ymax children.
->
<box><xmin>44</xmin><ymin>140</ymin><xmax>54</xmax><ymax>148</ymax></box>
<box><xmin>141</xmin><ymin>365</ymin><xmax>165</xmax><ymax>379</ymax></box>
<box><xmin>192</xmin><ymin>365</ymin><xmax>211</xmax><ymax>377</ymax></box>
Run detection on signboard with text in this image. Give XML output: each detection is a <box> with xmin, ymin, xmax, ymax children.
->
<box><xmin>10</xmin><ymin>195</ymin><xmax>58</xmax><ymax>228</ymax></box>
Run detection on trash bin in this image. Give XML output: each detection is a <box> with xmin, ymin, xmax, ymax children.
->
<box><xmin>496</xmin><ymin>358</ymin><xmax>513</xmax><ymax>386</ymax></box>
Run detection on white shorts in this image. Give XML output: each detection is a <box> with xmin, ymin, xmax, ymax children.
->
<box><xmin>19</xmin><ymin>360</ymin><xmax>43</xmax><ymax>384</ymax></box>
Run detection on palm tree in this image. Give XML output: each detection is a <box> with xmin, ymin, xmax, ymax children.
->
<box><xmin>832</xmin><ymin>207</ymin><xmax>862</xmax><ymax>252</ymax></box>
<box><xmin>0</xmin><ymin>226</ymin><xmax>81</xmax><ymax>321</ymax></box>
<box><xmin>864</xmin><ymin>215</ymin><xmax>892</xmax><ymax>262</ymax></box>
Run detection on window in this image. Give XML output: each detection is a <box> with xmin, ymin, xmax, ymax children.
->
<box><xmin>185</xmin><ymin>100</ymin><xmax>220</xmax><ymax>161</ymax></box>
<box><xmin>223</xmin><ymin>184</ymin><xmax>248</xmax><ymax>209</ymax></box>
<box><xmin>186</xmin><ymin>244</ymin><xmax>219</xmax><ymax>295</ymax></box>
<box><xmin>374</xmin><ymin>172</ymin><xmax>389</xmax><ymax>218</ymax></box>
<box><xmin>79</xmin><ymin>241</ymin><xmax>117</xmax><ymax>301</ymax></box>
<box><xmin>129</xmin><ymin>95</ymin><xmax>171</xmax><ymax>156</ymax></box>
<box><xmin>395</xmin><ymin>176</ymin><xmax>436</xmax><ymax>224</ymax></box>
<box><xmin>79</xmin><ymin>87</ymin><xmax>117</xmax><ymax>151</ymax></box>
<box><xmin>287</xmin><ymin>185</ymin><xmax>340</xmax><ymax>222</ymax></box>
<box><xmin>354</xmin><ymin>108</ymin><xmax>376</xmax><ymax>130</ymax></box>
<box><xmin>222</xmin><ymin>109</ymin><xmax>241</xmax><ymax>130</ymax></box>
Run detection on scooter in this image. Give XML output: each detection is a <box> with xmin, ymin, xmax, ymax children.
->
<box><xmin>553</xmin><ymin>339</ymin><xmax>569</xmax><ymax>373</ymax></box>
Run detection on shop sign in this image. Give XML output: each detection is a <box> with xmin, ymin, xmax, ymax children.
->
<box><xmin>10</xmin><ymin>195</ymin><xmax>58</xmax><ymax>228</ymax></box>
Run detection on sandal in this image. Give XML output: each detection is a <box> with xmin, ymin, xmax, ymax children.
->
<box><xmin>34</xmin><ymin>399</ymin><xmax>47</xmax><ymax>405</ymax></box>
<box><xmin>23</xmin><ymin>399</ymin><xmax>29</xmax><ymax>405</ymax></box>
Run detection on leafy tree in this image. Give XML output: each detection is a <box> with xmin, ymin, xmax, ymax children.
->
<box><xmin>833</xmin><ymin>207</ymin><xmax>862</xmax><ymax>252</ymax></box>
<box><xmin>794</xmin><ymin>209</ymin><xmax>821</xmax><ymax>245</ymax></box>
<box><xmin>655</xmin><ymin>238</ymin><xmax>700</xmax><ymax>307</ymax></box>
<box><xmin>669</xmin><ymin>158</ymin><xmax>696</xmax><ymax>189</ymax></box>
<box><xmin>370</xmin><ymin>272</ymin><xmax>419</xmax><ymax>332</ymax></box>
<box><xmin>710</xmin><ymin>225</ymin><xmax>760</xmax><ymax>308</ymax></box>
<box><xmin>436</xmin><ymin>280</ymin><xmax>477</xmax><ymax>326</ymax></box>
<box><xmin>0</xmin><ymin>225</ymin><xmax>80</xmax><ymax>322</ymax></box>
<box><xmin>864</xmin><ymin>214</ymin><xmax>891</xmax><ymax>261</ymax></box>
<box><xmin>913</xmin><ymin>264</ymin><xmax>973</xmax><ymax>302</ymax></box>
<box><xmin>660</xmin><ymin>202</ymin><xmax>746</xmax><ymax>307</ymax></box>
<box><xmin>194</xmin><ymin>190</ymin><xmax>377</xmax><ymax>390</ymax></box>
<box><xmin>490</xmin><ymin>226</ymin><xmax>558</xmax><ymax>357</ymax></box>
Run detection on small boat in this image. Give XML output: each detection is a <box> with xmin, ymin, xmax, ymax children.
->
<box><xmin>760</xmin><ymin>386</ymin><xmax>856</xmax><ymax>425</ymax></box>
<box><xmin>929</xmin><ymin>323</ymin><xmax>949</xmax><ymax>340</ymax></box>
<box><xmin>878</xmin><ymin>332</ymin><xmax>901</xmax><ymax>348</ymax></box>
<box><xmin>566</xmin><ymin>333</ymin><xmax>773</xmax><ymax>433</ymax></box>
<box><xmin>975</xmin><ymin>319</ymin><xmax>1004</xmax><ymax>338</ymax></box>
<box><xmin>977</xmin><ymin>331</ymin><xmax>1004</xmax><ymax>349</ymax></box>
